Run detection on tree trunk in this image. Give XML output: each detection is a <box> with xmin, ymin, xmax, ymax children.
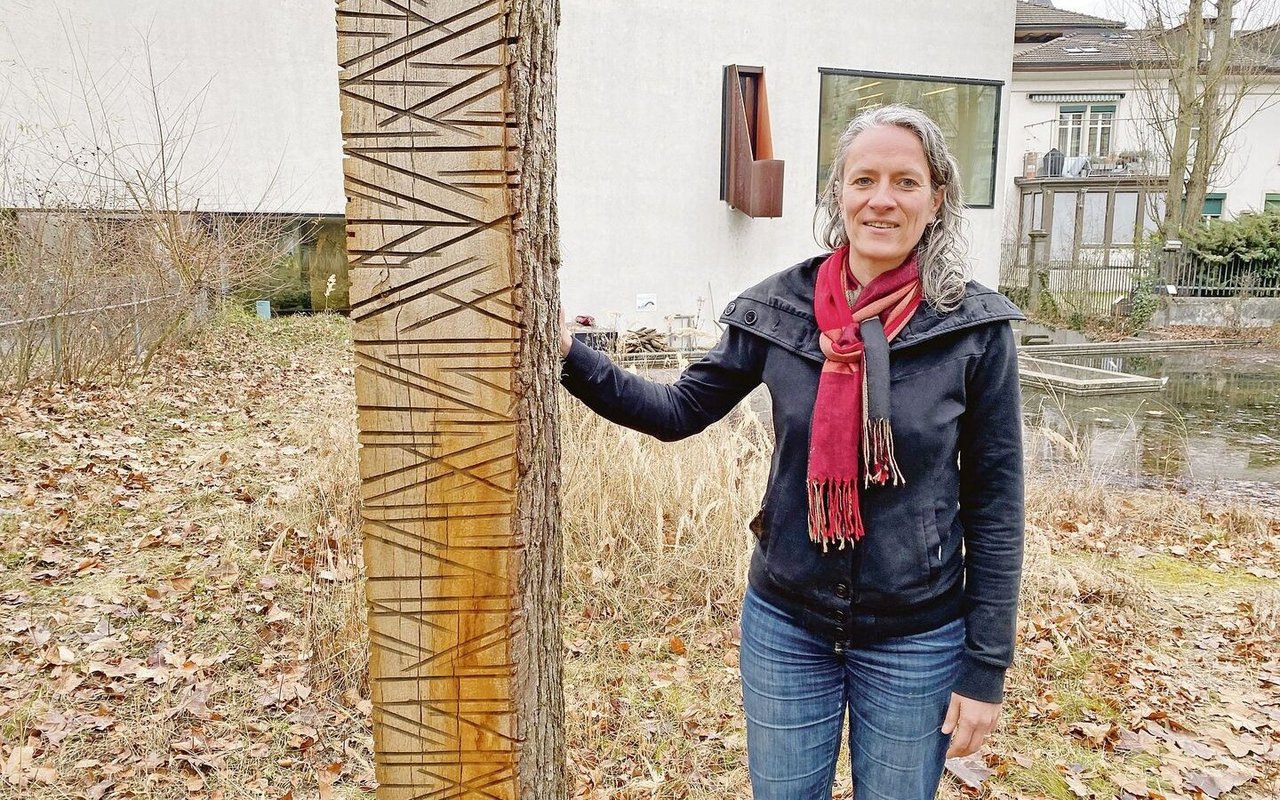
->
<box><xmin>1182</xmin><ymin>0</ymin><xmax>1235</xmax><ymax>231</ymax></box>
<box><xmin>1162</xmin><ymin>0</ymin><xmax>1203</xmax><ymax>234</ymax></box>
<box><xmin>336</xmin><ymin>1</ymin><xmax>564</xmax><ymax>798</ymax></box>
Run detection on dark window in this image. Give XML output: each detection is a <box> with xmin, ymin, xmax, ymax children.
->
<box><xmin>1202</xmin><ymin>193</ymin><xmax>1226</xmax><ymax>220</ymax></box>
<box><xmin>817</xmin><ymin>69</ymin><xmax>1001</xmax><ymax>207</ymax></box>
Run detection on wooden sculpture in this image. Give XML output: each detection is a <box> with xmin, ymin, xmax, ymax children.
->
<box><xmin>336</xmin><ymin>1</ymin><xmax>563</xmax><ymax>797</ymax></box>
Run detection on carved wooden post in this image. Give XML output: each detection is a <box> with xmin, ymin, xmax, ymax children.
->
<box><xmin>336</xmin><ymin>2</ymin><xmax>564</xmax><ymax>798</ymax></box>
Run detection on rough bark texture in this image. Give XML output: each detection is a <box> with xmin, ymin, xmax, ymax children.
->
<box><xmin>505</xmin><ymin>2</ymin><xmax>566</xmax><ymax>799</ymax></box>
<box><xmin>1161</xmin><ymin>1</ymin><xmax>1202</xmax><ymax>232</ymax></box>
<box><xmin>1183</xmin><ymin>1</ymin><xmax>1234</xmax><ymax>231</ymax></box>
<box><xmin>336</xmin><ymin>1</ymin><xmax>563</xmax><ymax>797</ymax></box>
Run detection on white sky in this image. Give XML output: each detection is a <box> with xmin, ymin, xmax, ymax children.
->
<box><xmin>1050</xmin><ymin>0</ymin><xmax>1148</xmax><ymax>26</ymax></box>
<box><xmin>1051</xmin><ymin>0</ymin><xmax>1280</xmax><ymax>29</ymax></box>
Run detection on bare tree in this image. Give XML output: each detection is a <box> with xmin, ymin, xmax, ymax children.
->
<box><xmin>0</xmin><ymin>37</ymin><xmax>286</xmax><ymax>388</ymax></box>
<box><xmin>1123</xmin><ymin>0</ymin><xmax>1280</xmax><ymax>234</ymax></box>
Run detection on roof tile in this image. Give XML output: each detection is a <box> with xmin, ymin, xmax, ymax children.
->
<box><xmin>1015</xmin><ymin>1</ymin><xmax>1124</xmax><ymax>29</ymax></box>
<box><xmin>1013</xmin><ymin>29</ymin><xmax>1280</xmax><ymax>70</ymax></box>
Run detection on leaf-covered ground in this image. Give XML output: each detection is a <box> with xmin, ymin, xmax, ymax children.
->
<box><xmin>1</xmin><ymin>312</ymin><xmax>1278</xmax><ymax>800</ymax></box>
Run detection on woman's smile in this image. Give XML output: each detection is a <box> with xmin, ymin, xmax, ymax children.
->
<box><xmin>838</xmin><ymin>125</ymin><xmax>943</xmax><ymax>283</ymax></box>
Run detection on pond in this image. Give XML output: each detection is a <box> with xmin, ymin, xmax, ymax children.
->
<box><xmin>644</xmin><ymin>341</ymin><xmax>1280</xmax><ymax>511</ymax></box>
<box><xmin>1024</xmin><ymin>346</ymin><xmax>1280</xmax><ymax>510</ymax></box>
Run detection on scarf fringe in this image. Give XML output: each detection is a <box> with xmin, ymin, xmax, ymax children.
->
<box><xmin>862</xmin><ymin>417</ymin><xmax>905</xmax><ymax>488</ymax></box>
<box><xmin>807</xmin><ymin>478</ymin><xmax>865</xmax><ymax>553</ymax></box>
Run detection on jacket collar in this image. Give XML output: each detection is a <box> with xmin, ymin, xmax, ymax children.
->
<box><xmin>720</xmin><ymin>256</ymin><xmax>1025</xmax><ymax>364</ymax></box>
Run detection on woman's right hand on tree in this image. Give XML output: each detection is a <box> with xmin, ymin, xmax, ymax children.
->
<box><xmin>558</xmin><ymin>307</ymin><xmax>573</xmax><ymax>358</ymax></box>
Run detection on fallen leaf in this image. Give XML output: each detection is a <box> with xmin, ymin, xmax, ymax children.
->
<box><xmin>84</xmin><ymin>779</ymin><xmax>115</xmax><ymax>800</ymax></box>
<box><xmin>1172</xmin><ymin>736</ymin><xmax>1216</xmax><ymax>759</ymax></box>
<box><xmin>1184</xmin><ymin>768</ymin><xmax>1254</xmax><ymax>798</ymax></box>
<box><xmin>1063</xmin><ymin>773</ymin><xmax>1092</xmax><ymax>798</ymax></box>
<box><xmin>317</xmin><ymin>762</ymin><xmax>343</xmax><ymax>800</ymax></box>
<box><xmin>944</xmin><ymin>753</ymin><xmax>993</xmax><ymax>788</ymax></box>
<box><xmin>1</xmin><ymin>746</ymin><xmax>34</xmax><ymax>783</ymax></box>
<box><xmin>32</xmin><ymin>765</ymin><xmax>57</xmax><ymax>785</ymax></box>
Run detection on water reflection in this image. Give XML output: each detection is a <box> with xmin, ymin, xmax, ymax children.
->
<box><xmin>1024</xmin><ymin>348</ymin><xmax>1280</xmax><ymax>488</ymax></box>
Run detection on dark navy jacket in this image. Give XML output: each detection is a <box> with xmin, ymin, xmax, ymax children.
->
<box><xmin>561</xmin><ymin>256</ymin><xmax>1026</xmax><ymax>703</ymax></box>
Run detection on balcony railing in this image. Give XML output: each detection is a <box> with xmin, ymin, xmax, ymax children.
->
<box><xmin>1019</xmin><ymin>150</ymin><xmax>1170</xmax><ymax>180</ymax></box>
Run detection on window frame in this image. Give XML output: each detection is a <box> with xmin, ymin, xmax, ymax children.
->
<box><xmin>1264</xmin><ymin>192</ymin><xmax>1280</xmax><ymax>213</ymax></box>
<box><xmin>816</xmin><ymin>67</ymin><xmax>1003</xmax><ymax>209</ymax></box>
<box><xmin>1056</xmin><ymin>103</ymin><xmax>1115</xmax><ymax>159</ymax></box>
<box><xmin>1202</xmin><ymin>192</ymin><xmax>1226</xmax><ymax>220</ymax></box>
<box><xmin>1057</xmin><ymin>105</ymin><xmax>1085</xmax><ymax>156</ymax></box>
<box><xmin>1085</xmin><ymin>104</ymin><xmax>1115</xmax><ymax>159</ymax></box>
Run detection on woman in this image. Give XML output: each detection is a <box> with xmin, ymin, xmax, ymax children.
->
<box><xmin>558</xmin><ymin>105</ymin><xmax>1025</xmax><ymax>800</ymax></box>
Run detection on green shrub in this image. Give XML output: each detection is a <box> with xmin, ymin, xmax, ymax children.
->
<box><xmin>1183</xmin><ymin>212</ymin><xmax>1280</xmax><ymax>278</ymax></box>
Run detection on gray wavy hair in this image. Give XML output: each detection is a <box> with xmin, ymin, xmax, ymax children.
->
<box><xmin>815</xmin><ymin>104</ymin><xmax>969</xmax><ymax>312</ymax></box>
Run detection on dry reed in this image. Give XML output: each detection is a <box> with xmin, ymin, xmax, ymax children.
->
<box><xmin>560</xmin><ymin>396</ymin><xmax>771</xmax><ymax>635</ymax></box>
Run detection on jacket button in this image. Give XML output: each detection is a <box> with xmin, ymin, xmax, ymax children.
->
<box><xmin>834</xmin><ymin>583</ymin><xmax>849</xmax><ymax>599</ymax></box>
<box><xmin>743</xmin><ymin>309</ymin><xmax>758</xmax><ymax>325</ymax></box>
<box><xmin>833</xmin><ymin>610</ymin><xmax>846</xmax><ymax>623</ymax></box>
<box><xmin>724</xmin><ymin>301</ymin><xmax>736</xmax><ymax>315</ymax></box>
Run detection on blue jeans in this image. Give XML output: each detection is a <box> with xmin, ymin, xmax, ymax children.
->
<box><xmin>739</xmin><ymin>587</ymin><xmax>965</xmax><ymax>800</ymax></box>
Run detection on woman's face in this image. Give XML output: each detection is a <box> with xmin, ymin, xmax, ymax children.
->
<box><xmin>838</xmin><ymin>125</ymin><xmax>944</xmax><ymax>278</ymax></box>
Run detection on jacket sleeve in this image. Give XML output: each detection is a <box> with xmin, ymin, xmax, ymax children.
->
<box><xmin>560</xmin><ymin>324</ymin><xmax>765</xmax><ymax>442</ymax></box>
<box><xmin>952</xmin><ymin>321</ymin><xmax>1025</xmax><ymax>703</ymax></box>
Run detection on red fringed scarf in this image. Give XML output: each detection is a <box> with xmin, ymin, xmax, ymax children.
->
<box><xmin>808</xmin><ymin>247</ymin><xmax>923</xmax><ymax>550</ymax></box>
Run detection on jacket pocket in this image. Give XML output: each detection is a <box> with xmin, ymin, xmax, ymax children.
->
<box><xmin>920</xmin><ymin>504</ymin><xmax>942</xmax><ymax>584</ymax></box>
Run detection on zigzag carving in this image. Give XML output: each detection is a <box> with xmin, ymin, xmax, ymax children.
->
<box><xmin>338</xmin><ymin>0</ymin><xmax>522</xmax><ymax>797</ymax></box>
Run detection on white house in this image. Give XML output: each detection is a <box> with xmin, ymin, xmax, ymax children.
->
<box><xmin>1</xmin><ymin>0</ymin><xmax>1017</xmax><ymax>331</ymax></box>
<box><xmin>1003</xmin><ymin>0</ymin><xmax>1280</xmax><ymax>276</ymax></box>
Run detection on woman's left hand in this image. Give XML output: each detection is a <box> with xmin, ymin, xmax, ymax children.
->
<box><xmin>941</xmin><ymin>693</ymin><xmax>1001</xmax><ymax>758</ymax></box>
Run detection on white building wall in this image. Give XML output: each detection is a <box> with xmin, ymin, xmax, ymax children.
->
<box><xmin>558</xmin><ymin>0</ymin><xmax>1016</xmax><ymax>331</ymax></box>
<box><xmin>1005</xmin><ymin>73</ymin><xmax>1145</xmax><ymax>172</ymax></box>
<box><xmin>2</xmin><ymin>0</ymin><xmax>1017</xmax><ymax>331</ymax></box>
<box><xmin>0</xmin><ymin>0</ymin><xmax>346</xmax><ymax>215</ymax></box>
<box><xmin>1216</xmin><ymin>89</ymin><xmax>1280</xmax><ymax>216</ymax></box>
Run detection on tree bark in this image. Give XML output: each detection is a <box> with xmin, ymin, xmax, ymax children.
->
<box><xmin>336</xmin><ymin>1</ymin><xmax>563</xmax><ymax>798</ymax></box>
<box><xmin>1162</xmin><ymin>0</ymin><xmax>1203</xmax><ymax>233</ymax></box>
<box><xmin>1182</xmin><ymin>0</ymin><xmax>1235</xmax><ymax>231</ymax></box>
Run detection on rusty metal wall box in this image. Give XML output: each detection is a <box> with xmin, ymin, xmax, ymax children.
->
<box><xmin>721</xmin><ymin>65</ymin><xmax>784</xmax><ymax>218</ymax></box>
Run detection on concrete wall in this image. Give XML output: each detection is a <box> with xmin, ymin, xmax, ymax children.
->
<box><xmin>2</xmin><ymin>0</ymin><xmax>1017</xmax><ymax>330</ymax></box>
<box><xmin>558</xmin><ymin>0</ymin><xmax>1017</xmax><ymax>331</ymax></box>
<box><xmin>1153</xmin><ymin>296</ymin><xmax>1280</xmax><ymax>328</ymax></box>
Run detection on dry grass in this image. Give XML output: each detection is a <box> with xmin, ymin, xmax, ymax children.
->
<box><xmin>559</xmin><ymin>402</ymin><xmax>769</xmax><ymax>799</ymax></box>
<box><xmin>0</xmin><ymin>308</ymin><xmax>372</xmax><ymax>799</ymax></box>
<box><xmin>561</xmin><ymin>400</ymin><xmax>770</xmax><ymax>635</ymax></box>
<box><xmin>3</xmin><ymin>313</ymin><xmax>1278</xmax><ymax>800</ymax></box>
